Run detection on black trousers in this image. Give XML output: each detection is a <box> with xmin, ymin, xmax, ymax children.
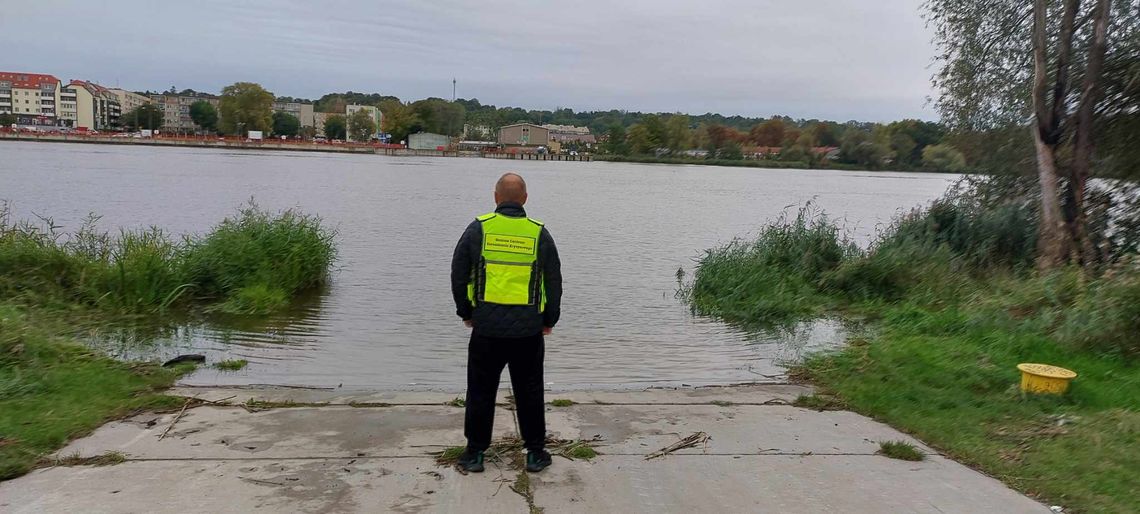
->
<box><xmin>464</xmin><ymin>332</ymin><xmax>546</xmax><ymax>453</ymax></box>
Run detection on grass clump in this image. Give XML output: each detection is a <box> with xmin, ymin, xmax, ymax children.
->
<box><xmin>686</xmin><ymin>203</ymin><xmax>856</xmax><ymax>323</ymax></box>
<box><xmin>446</xmin><ymin>397</ymin><xmax>465</xmax><ymax>408</ymax></box>
<box><xmin>0</xmin><ymin>201</ymin><xmax>336</xmax><ymax>315</ymax></box>
<box><xmin>878</xmin><ymin>441</ymin><xmax>924</xmax><ymax>461</ymax></box>
<box><xmin>53</xmin><ymin>451</ymin><xmax>127</xmax><ymax>467</ymax></box>
<box><xmin>0</xmin><ymin>305</ymin><xmax>189</xmax><ymax>480</ymax></box>
<box><xmin>550</xmin><ymin>399</ymin><xmax>575</xmax><ymax>407</ymax></box>
<box><xmin>792</xmin><ymin>394</ymin><xmax>846</xmax><ymax>411</ymax></box>
<box><xmin>214</xmin><ymin>359</ymin><xmax>248</xmax><ymax>371</ymax></box>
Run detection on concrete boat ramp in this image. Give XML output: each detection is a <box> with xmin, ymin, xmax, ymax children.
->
<box><xmin>0</xmin><ymin>384</ymin><xmax>1049</xmax><ymax>513</ymax></box>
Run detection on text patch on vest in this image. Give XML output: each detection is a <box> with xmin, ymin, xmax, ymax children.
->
<box><xmin>484</xmin><ymin>233</ymin><xmax>536</xmax><ymax>255</ymax></box>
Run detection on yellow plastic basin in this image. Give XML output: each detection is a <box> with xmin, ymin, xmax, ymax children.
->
<box><xmin>1017</xmin><ymin>363</ymin><xmax>1077</xmax><ymax>395</ymax></box>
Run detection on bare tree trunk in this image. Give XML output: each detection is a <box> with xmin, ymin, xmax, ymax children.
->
<box><xmin>1032</xmin><ymin>0</ymin><xmax>1070</xmax><ymax>269</ymax></box>
<box><xmin>1070</xmin><ymin>0</ymin><xmax>1111</xmax><ymax>266</ymax></box>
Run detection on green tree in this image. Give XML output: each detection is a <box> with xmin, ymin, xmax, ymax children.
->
<box><xmin>347</xmin><ymin>109</ymin><xmax>376</xmax><ymax>142</ymax></box>
<box><xmin>626</xmin><ymin>124</ymin><xmax>654</xmax><ymax>155</ymax></box>
<box><xmin>380</xmin><ymin>100</ymin><xmax>422</xmax><ymax>144</ymax></box>
<box><xmin>719</xmin><ymin>140</ymin><xmax>744</xmax><ymax>160</ymax></box>
<box><xmin>121</xmin><ymin>104</ymin><xmax>164</xmax><ymax>131</ymax></box>
<box><xmin>299</xmin><ymin>126</ymin><xmax>317</xmax><ymax>140</ymax></box>
<box><xmin>410</xmin><ymin>98</ymin><xmax>465</xmax><ymax>136</ymax></box>
<box><xmin>927</xmin><ymin>0</ymin><xmax>1135</xmax><ymax>267</ymax></box>
<box><xmin>921</xmin><ymin>144</ymin><xmax>967</xmax><ymax>172</ymax></box>
<box><xmin>810</xmin><ymin>122</ymin><xmax>840</xmax><ymax>147</ymax></box>
<box><xmin>272</xmin><ymin>112</ymin><xmax>300</xmax><ymax>137</ymax></box>
<box><xmin>0</xmin><ymin>112</ymin><xmax>16</xmax><ymax>127</ymax></box>
<box><xmin>749</xmin><ymin>118</ymin><xmax>786</xmax><ymax>146</ymax></box>
<box><xmin>839</xmin><ymin>130</ymin><xmax>891</xmax><ymax>169</ymax></box>
<box><xmin>324</xmin><ymin>115</ymin><xmax>346</xmax><ymax>140</ymax></box>
<box><xmin>604</xmin><ymin>124</ymin><xmax>628</xmax><ymax>155</ymax></box>
<box><xmin>664</xmin><ymin>114</ymin><xmax>690</xmax><ymax>153</ymax></box>
<box><xmin>189</xmin><ymin>101</ymin><xmax>218</xmax><ymax>133</ymax></box>
<box><xmin>889</xmin><ymin>132</ymin><xmax>917</xmax><ymax>168</ymax></box>
<box><xmin>641</xmin><ymin>114</ymin><xmax>665</xmax><ymax>149</ymax></box>
<box><xmin>218</xmin><ymin>82</ymin><xmax>274</xmax><ymax>135</ymax></box>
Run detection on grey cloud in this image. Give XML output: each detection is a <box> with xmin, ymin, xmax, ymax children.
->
<box><xmin>1</xmin><ymin>0</ymin><xmax>936</xmax><ymax>121</ymax></box>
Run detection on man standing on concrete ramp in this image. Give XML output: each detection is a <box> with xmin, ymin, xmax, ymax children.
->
<box><xmin>450</xmin><ymin>172</ymin><xmax>562</xmax><ymax>473</ymax></box>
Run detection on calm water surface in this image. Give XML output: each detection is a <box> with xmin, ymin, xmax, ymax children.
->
<box><xmin>1</xmin><ymin>142</ymin><xmax>956</xmax><ymax>390</ymax></box>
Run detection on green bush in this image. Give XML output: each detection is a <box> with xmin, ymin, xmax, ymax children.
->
<box><xmin>183</xmin><ymin>204</ymin><xmax>336</xmax><ymax>311</ymax></box>
<box><xmin>687</xmin><ymin>205</ymin><xmax>856</xmax><ymax>323</ymax></box>
<box><xmin>0</xmin><ymin>202</ymin><xmax>336</xmax><ymax>315</ymax></box>
<box><xmin>1060</xmin><ymin>259</ymin><xmax>1140</xmax><ymax>358</ymax></box>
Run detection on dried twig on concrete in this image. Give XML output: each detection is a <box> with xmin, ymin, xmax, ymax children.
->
<box><xmin>645</xmin><ymin>431</ymin><xmax>710</xmax><ymax>460</ymax></box>
<box><xmin>158</xmin><ymin>398</ymin><xmax>192</xmax><ymax>440</ymax></box>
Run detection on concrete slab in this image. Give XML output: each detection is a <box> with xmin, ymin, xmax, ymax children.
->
<box><xmin>532</xmin><ymin>455</ymin><xmax>1050</xmax><ymax>514</ymax></box>
<box><xmin>0</xmin><ymin>455</ymin><xmax>1048</xmax><ymax>514</ymax></box>
<box><xmin>0</xmin><ymin>458</ymin><xmax>522</xmax><ymax>514</ymax></box>
<box><xmin>57</xmin><ymin>406</ymin><xmax>518</xmax><ymax>460</ymax></box>
<box><xmin>546</xmin><ymin>404</ymin><xmax>934</xmax><ymax>455</ymax></box>
<box><xmin>2</xmin><ymin>385</ymin><xmax>1049</xmax><ymax>513</ymax></box>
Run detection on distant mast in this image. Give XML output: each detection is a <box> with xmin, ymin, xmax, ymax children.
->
<box><xmin>452</xmin><ymin>78</ymin><xmax>456</xmax><ymax>102</ymax></box>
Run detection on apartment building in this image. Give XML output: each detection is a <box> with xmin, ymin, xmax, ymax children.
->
<box><xmin>66</xmin><ymin>80</ymin><xmax>121</xmax><ymax>130</ymax></box>
<box><xmin>273</xmin><ymin>101</ymin><xmax>315</xmax><ymax>128</ymax></box>
<box><xmin>150</xmin><ymin>92</ymin><xmax>219</xmax><ymax>133</ymax></box>
<box><xmin>346</xmin><ymin>104</ymin><xmax>382</xmax><ymax>138</ymax></box>
<box><xmin>0</xmin><ymin>71</ymin><xmax>62</xmax><ymax>126</ymax></box>
<box><xmin>109</xmin><ymin>88</ymin><xmax>152</xmax><ymax>115</ymax></box>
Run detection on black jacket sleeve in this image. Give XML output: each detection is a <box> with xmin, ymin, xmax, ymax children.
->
<box><xmin>540</xmin><ymin>227</ymin><xmax>562</xmax><ymax>328</ymax></box>
<box><xmin>451</xmin><ymin>220</ymin><xmax>481</xmax><ymax>320</ymax></box>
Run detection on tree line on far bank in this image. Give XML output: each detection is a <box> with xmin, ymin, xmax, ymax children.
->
<box><xmin>118</xmin><ymin>83</ymin><xmax>381</xmax><ymax>142</ymax></box>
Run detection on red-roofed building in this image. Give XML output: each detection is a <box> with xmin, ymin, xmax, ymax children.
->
<box><xmin>66</xmin><ymin>80</ymin><xmax>121</xmax><ymax>130</ymax></box>
<box><xmin>0</xmin><ymin>71</ymin><xmax>62</xmax><ymax>126</ymax></box>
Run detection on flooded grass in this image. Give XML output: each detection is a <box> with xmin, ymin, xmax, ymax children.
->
<box><xmin>877</xmin><ymin>441</ymin><xmax>924</xmax><ymax>461</ymax></box>
<box><xmin>213</xmin><ymin>359</ymin><xmax>248</xmax><ymax>371</ymax></box>
<box><xmin>0</xmin><ymin>305</ymin><xmax>191</xmax><ymax>480</ymax></box>
<box><xmin>0</xmin><ymin>201</ymin><xmax>336</xmax><ymax>316</ymax></box>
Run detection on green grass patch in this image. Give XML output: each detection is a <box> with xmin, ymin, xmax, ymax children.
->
<box><xmin>0</xmin><ymin>306</ymin><xmax>189</xmax><ymax>481</ymax></box>
<box><xmin>213</xmin><ymin>359</ymin><xmax>248</xmax><ymax>371</ymax></box>
<box><xmin>685</xmin><ymin>185</ymin><xmax>1140</xmax><ymax>512</ymax></box>
<box><xmin>446</xmin><ymin>397</ymin><xmax>465</xmax><ymax>408</ymax></box>
<box><xmin>549</xmin><ymin>399</ymin><xmax>575</xmax><ymax>407</ymax></box>
<box><xmin>877</xmin><ymin>441</ymin><xmax>924</xmax><ymax>461</ymax></box>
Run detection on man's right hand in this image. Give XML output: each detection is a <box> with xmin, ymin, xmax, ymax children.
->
<box><xmin>464</xmin><ymin>320</ymin><xmax>473</xmax><ymax>328</ymax></box>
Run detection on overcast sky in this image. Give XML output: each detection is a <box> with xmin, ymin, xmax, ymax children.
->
<box><xmin>2</xmin><ymin>0</ymin><xmax>937</xmax><ymax>122</ymax></box>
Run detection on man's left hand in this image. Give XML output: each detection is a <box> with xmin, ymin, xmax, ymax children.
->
<box><xmin>542</xmin><ymin>326</ymin><xmax>553</xmax><ymax>336</ymax></box>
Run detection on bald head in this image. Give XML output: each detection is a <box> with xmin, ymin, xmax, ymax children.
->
<box><xmin>494</xmin><ymin>172</ymin><xmax>528</xmax><ymax>206</ymax></box>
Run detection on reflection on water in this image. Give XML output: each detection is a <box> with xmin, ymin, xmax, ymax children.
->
<box><xmin>2</xmin><ymin>142</ymin><xmax>955</xmax><ymax>391</ymax></box>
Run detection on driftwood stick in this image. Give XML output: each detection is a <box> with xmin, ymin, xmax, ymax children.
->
<box><xmin>645</xmin><ymin>431</ymin><xmax>710</xmax><ymax>460</ymax></box>
<box><xmin>159</xmin><ymin>398</ymin><xmax>192</xmax><ymax>440</ymax></box>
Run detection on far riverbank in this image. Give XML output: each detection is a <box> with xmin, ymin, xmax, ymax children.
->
<box><xmin>0</xmin><ymin>133</ymin><xmax>592</xmax><ymax>161</ymax></box>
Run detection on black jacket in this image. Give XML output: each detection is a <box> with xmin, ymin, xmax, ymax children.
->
<box><xmin>451</xmin><ymin>202</ymin><xmax>562</xmax><ymax>338</ymax></box>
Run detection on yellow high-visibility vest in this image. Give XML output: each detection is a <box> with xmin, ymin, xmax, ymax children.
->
<box><xmin>467</xmin><ymin>212</ymin><xmax>545</xmax><ymax>311</ymax></box>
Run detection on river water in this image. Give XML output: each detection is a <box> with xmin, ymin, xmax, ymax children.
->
<box><xmin>1</xmin><ymin>142</ymin><xmax>957</xmax><ymax>390</ymax></box>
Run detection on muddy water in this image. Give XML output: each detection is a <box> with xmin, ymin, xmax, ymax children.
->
<box><xmin>0</xmin><ymin>141</ymin><xmax>956</xmax><ymax>390</ymax></box>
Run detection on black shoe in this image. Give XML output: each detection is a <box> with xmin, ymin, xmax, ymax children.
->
<box><xmin>525</xmin><ymin>449</ymin><xmax>552</xmax><ymax>473</ymax></box>
<box><xmin>457</xmin><ymin>449</ymin><xmax>485</xmax><ymax>473</ymax></box>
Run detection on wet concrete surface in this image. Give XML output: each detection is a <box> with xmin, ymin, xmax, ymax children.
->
<box><xmin>0</xmin><ymin>385</ymin><xmax>1049</xmax><ymax>513</ymax></box>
